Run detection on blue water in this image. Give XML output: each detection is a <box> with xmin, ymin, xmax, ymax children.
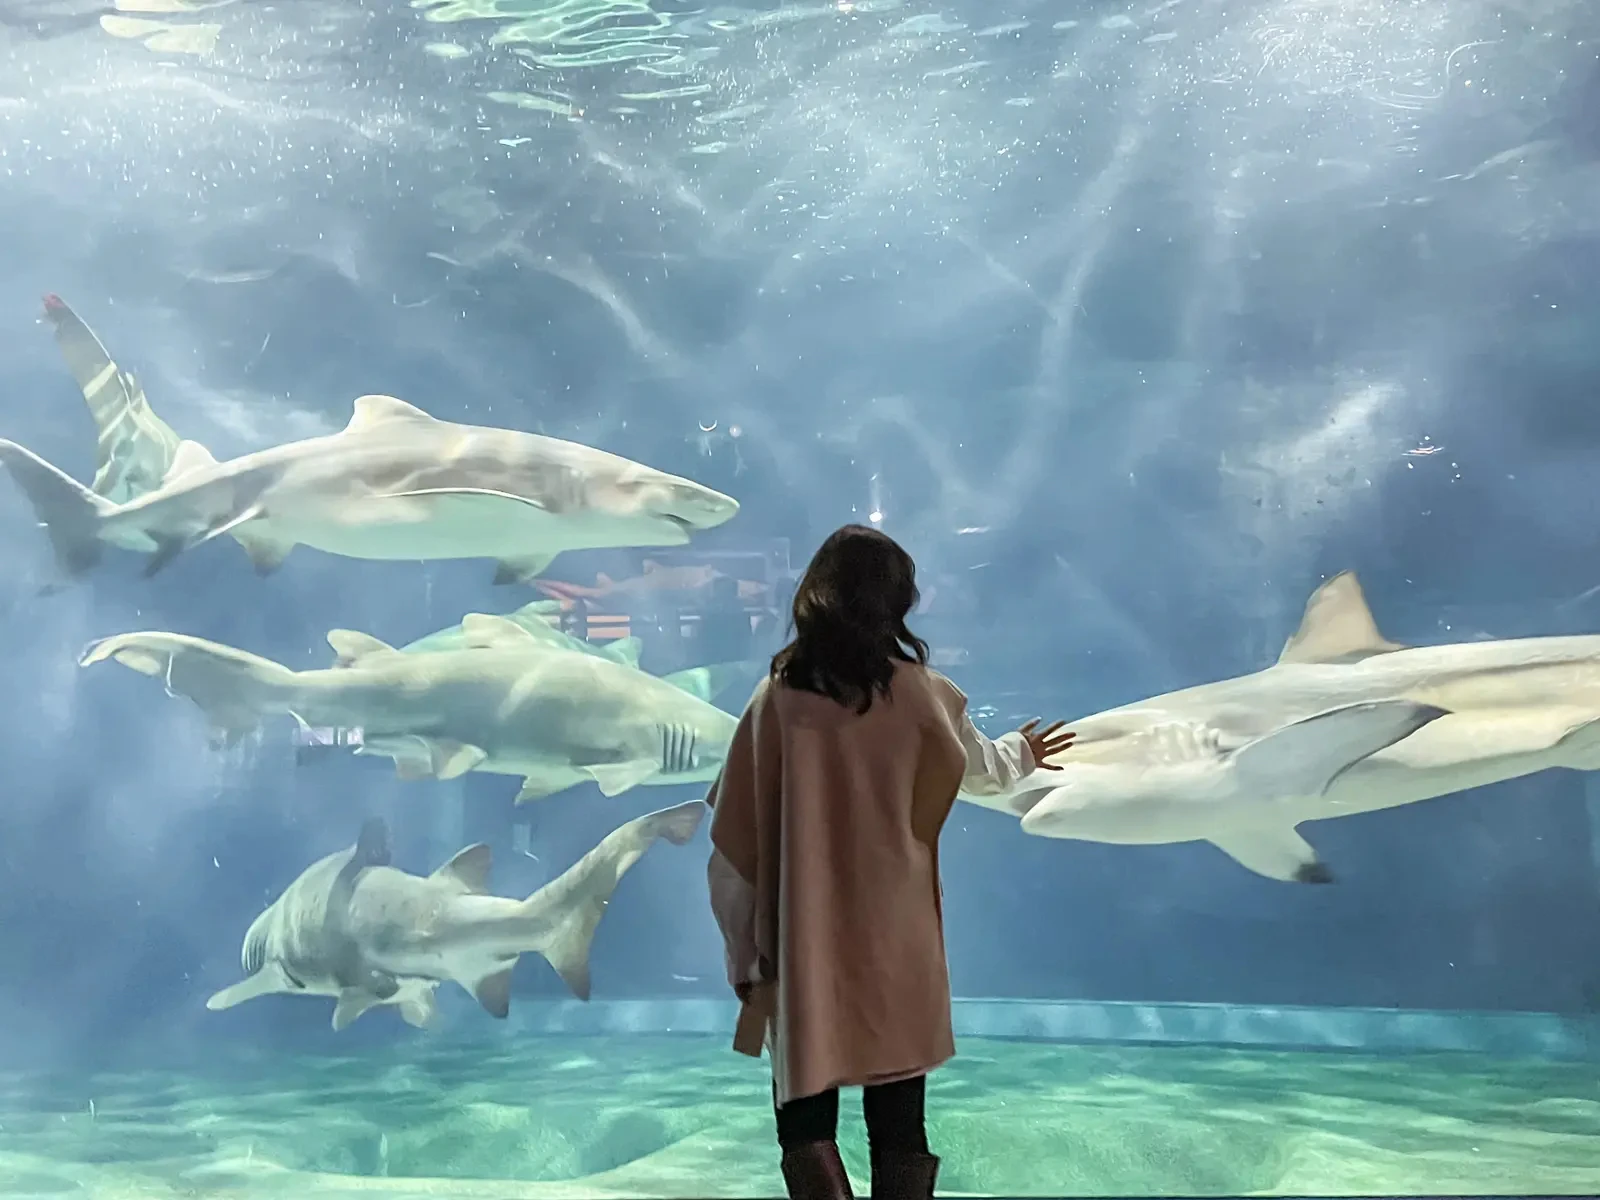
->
<box><xmin>0</xmin><ymin>0</ymin><xmax>1598</xmax><ymax>1195</ymax></box>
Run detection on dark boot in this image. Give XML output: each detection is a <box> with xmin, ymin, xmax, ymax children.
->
<box><xmin>870</xmin><ymin>1149</ymin><xmax>940</xmax><ymax>1200</ymax></box>
<box><xmin>781</xmin><ymin>1140</ymin><xmax>855</xmax><ymax>1200</ymax></box>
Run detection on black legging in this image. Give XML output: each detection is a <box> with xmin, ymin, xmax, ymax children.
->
<box><xmin>773</xmin><ymin>1075</ymin><xmax>929</xmax><ymax>1154</ymax></box>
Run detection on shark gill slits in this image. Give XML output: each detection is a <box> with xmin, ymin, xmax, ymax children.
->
<box><xmin>242</xmin><ymin>929</ymin><xmax>266</xmax><ymax>974</ymax></box>
<box><xmin>660</xmin><ymin>722</ymin><xmax>698</xmax><ymax>773</ymax></box>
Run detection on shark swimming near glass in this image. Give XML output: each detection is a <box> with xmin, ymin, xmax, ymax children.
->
<box><xmin>15</xmin><ymin>303</ymin><xmax>739</xmax><ymax>584</ymax></box>
<box><xmin>39</xmin><ymin>293</ymin><xmax>186</xmax><ymax>505</ymax></box>
<box><xmin>377</xmin><ymin>596</ymin><xmax>755</xmax><ymax>709</ymax></box>
<box><xmin>960</xmin><ymin>571</ymin><xmax>1600</xmax><ymax>884</ymax></box>
<box><xmin>79</xmin><ymin>609</ymin><xmax>742</xmax><ymax>803</ymax></box>
<box><xmin>204</xmin><ymin>799</ymin><xmax>706</xmax><ymax>1031</ymax></box>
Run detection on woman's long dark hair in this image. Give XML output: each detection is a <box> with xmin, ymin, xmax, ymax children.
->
<box><xmin>771</xmin><ymin>524</ymin><xmax>930</xmax><ymax>713</ymax></box>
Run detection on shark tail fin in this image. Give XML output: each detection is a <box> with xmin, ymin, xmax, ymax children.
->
<box><xmin>77</xmin><ymin>630</ymin><xmax>297</xmax><ymax>740</ymax></box>
<box><xmin>41</xmin><ymin>293</ymin><xmax>185</xmax><ymax>504</ymax></box>
<box><xmin>519</xmin><ymin>800</ymin><xmax>707</xmax><ymax>1000</ymax></box>
<box><xmin>0</xmin><ymin>438</ymin><xmax>113</xmax><ymax>576</ymax></box>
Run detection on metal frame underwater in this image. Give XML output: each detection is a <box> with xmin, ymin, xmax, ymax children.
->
<box><xmin>483</xmin><ymin>996</ymin><xmax>1600</xmax><ymax>1061</ymax></box>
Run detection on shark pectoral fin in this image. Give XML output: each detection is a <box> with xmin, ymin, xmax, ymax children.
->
<box><xmin>471</xmin><ymin>967</ymin><xmax>515</xmax><ymax>1019</ymax></box>
<box><xmin>515</xmin><ymin>768</ymin><xmax>578</xmax><ymax>804</ymax></box>
<box><xmin>142</xmin><ymin>503</ymin><xmax>267</xmax><ymax>578</ymax></box>
<box><xmin>231</xmin><ymin>523</ymin><xmax>295</xmax><ymax>575</ymax></box>
<box><xmin>1208</xmin><ymin>826</ymin><xmax>1333</xmax><ymax>884</ymax></box>
<box><xmin>494</xmin><ymin>553</ymin><xmax>556</xmax><ymax>586</ymax></box>
<box><xmin>162</xmin><ymin>439</ymin><xmax>217</xmax><ymax>485</ymax></box>
<box><xmin>428</xmin><ymin>739</ymin><xmax>487</xmax><ymax>780</ymax></box>
<box><xmin>1230</xmin><ymin>700</ymin><xmax>1450</xmax><ymax>797</ymax></box>
<box><xmin>602</xmin><ymin>636</ymin><xmax>643</xmax><ymax>668</ymax></box>
<box><xmin>1277</xmin><ymin>572</ymin><xmax>1408</xmax><ymax>665</ymax></box>
<box><xmin>431</xmin><ymin>843</ymin><xmax>492</xmax><ymax>893</ymax></box>
<box><xmin>205</xmin><ymin>964</ymin><xmax>295</xmax><ymax>1011</ymax></box>
<box><xmin>142</xmin><ymin>535</ymin><xmax>190</xmax><ymax>578</ymax></box>
<box><xmin>331</xmin><ymin>989</ymin><xmax>381</xmax><ymax>1031</ymax></box>
<box><xmin>361</xmin><ymin>969</ymin><xmax>400</xmax><ymax>1001</ymax></box>
<box><xmin>326</xmin><ymin>629</ymin><xmax>399</xmax><ymax>668</ymax></box>
<box><xmin>399</xmin><ymin>989</ymin><xmax>439</xmax><ymax>1029</ymax></box>
<box><xmin>585</xmin><ymin>759</ymin><xmax>660</xmax><ymax>797</ymax></box>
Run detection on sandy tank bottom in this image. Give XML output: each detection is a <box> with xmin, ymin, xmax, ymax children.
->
<box><xmin>0</xmin><ymin>1033</ymin><xmax>1595</xmax><ymax>1198</ymax></box>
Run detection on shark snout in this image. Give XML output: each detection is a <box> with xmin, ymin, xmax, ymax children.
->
<box><xmin>653</xmin><ymin>480</ymin><xmax>739</xmax><ymax>530</ymax></box>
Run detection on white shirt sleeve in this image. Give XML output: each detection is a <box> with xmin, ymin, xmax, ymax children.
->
<box><xmin>957</xmin><ymin>714</ymin><xmax>1036</xmax><ymax>796</ymax></box>
<box><xmin>707</xmin><ymin>846</ymin><xmax>762</xmax><ymax>987</ymax></box>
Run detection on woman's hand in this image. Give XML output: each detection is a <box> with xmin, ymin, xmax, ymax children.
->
<box><xmin>1019</xmin><ymin>718</ymin><xmax>1076</xmax><ymax>769</ymax></box>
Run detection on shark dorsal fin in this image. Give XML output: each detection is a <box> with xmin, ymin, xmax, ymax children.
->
<box><xmin>346</xmin><ymin>394</ymin><xmax>436</xmax><ymax>432</ymax></box>
<box><xmin>603</xmin><ymin>636</ymin><xmax>642</xmax><ymax>667</ymax></box>
<box><xmin>461</xmin><ymin>612</ymin><xmax>554</xmax><ymax>650</ymax></box>
<box><xmin>432</xmin><ymin>843</ymin><xmax>492</xmax><ymax>893</ymax></box>
<box><xmin>327</xmin><ymin>629</ymin><xmax>399</xmax><ymax>668</ymax></box>
<box><xmin>353</xmin><ymin>818</ymin><xmax>391</xmax><ymax>866</ymax></box>
<box><xmin>662</xmin><ymin>665</ymin><xmax>713</xmax><ymax>703</ymax></box>
<box><xmin>1277</xmin><ymin>572</ymin><xmax>1407</xmax><ymax>666</ymax></box>
<box><xmin>663</xmin><ymin>661</ymin><xmax>747</xmax><ymax>703</ymax></box>
<box><xmin>163</xmin><ymin>439</ymin><xmax>218</xmax><ymax>485</ymax></box>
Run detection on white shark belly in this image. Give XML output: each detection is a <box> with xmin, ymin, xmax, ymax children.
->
<box><xmin>271</xmin><ymin>495</ymin><xmax>688</xmax><ymax>561</ymax></box>
<box><xmin>274</xmin><ymin>502</ymin><xmax>570</xmax><ymax>560</ymax></box>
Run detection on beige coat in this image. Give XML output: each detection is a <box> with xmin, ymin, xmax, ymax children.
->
<box><xmin>706</xmin><ymin>661</ymin><xmax>1033</xmax><ymax>1104</ymax></box>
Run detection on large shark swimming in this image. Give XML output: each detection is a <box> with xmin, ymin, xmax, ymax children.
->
<box><xmin>961</xmin><ymin>571</ymin><xmax>1600</xmax><ymax>883</ymax></box>
<box><xmin>79</xmin><ymin>610</ymin><xmax>741</xmax><ymax>802</ymax></box>
<box><xmin>382</xmin><ymin>596</ymin><xmax>753</xmax><ymax>708</ymax></box>
<box><xmin>0</xmin><ymin>386</ymin><xmax>739</xmax><ymax>582</ymax></box>
<box><xmin>205</xmin><ymin>800</ymin><xmax>706</xmax><ymax>1030</ymax></box>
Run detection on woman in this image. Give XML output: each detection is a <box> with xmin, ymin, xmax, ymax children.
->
<box><xmin>706</xmin><ymin>524</ymin><xmax>1075</xmax><ymax>1200</ymax></box>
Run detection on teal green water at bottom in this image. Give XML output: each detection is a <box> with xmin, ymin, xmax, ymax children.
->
<box><xmin>1</xmin><ymin>1035</ymin><xmax>1597</xmax><ymax>1197</ymax></box>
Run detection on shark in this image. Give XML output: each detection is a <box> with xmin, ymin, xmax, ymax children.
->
<box><xmin>205</xmin><ymin>799</ymin><xmax>706</xmax><ymax>1030</ymax></box>
<box><xmin>0</xmin><ymin>391</ymin><xmax>739</xmax><ymax>583</ymax></box>
<box><xmin>961</xmin><ymin>571</ymin><xmax>1600</xmax><ymax>883</ymax></box>
<box><xmin>40</xmin><ymin>294</ymin><xmax>187</xmax><ymax>505</ymax></box>
<box><xmin>79</xmin><ymin>610</ymin><xmax>742</xmax><ymax>802</ymax></box>
<box><xmin>382</xmin><ymin>597</ymin><xmax>753</xmax><ymax>708</ymax></box>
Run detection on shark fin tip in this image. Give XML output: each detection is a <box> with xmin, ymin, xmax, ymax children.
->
<box><xmin>1295</xmin><ymin>861</ymin><xmax>1335</xmax><ymax>885</ymax></box>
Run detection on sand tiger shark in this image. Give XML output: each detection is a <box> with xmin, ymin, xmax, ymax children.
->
<box><xmin>961</xmin><ymin>571</ymin><xmax>1600</xmax><ymax>883</ymax></box>
<box><xmin>40</xmin><ymin>294</ymin><xmax>187</xmax><ymax>505</ymax></box>
<box><xmin>79</xmin><ymin>611</ymin><xmax>741</xmax><ymax>802</ymax></box>
<box><xmin>382</xmin><ymin>597</ymin><xmax>752</xmax><ymax>707</ymax></box>
<box><xmin>205</xmin><ymin>799</ymin><xmax>706</xmax><ymax>1030</ymax></box>
<box><xmin>0</xmin><ymin>390</ymin><xmax>739</xmax><ymax>582</ymax></box>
